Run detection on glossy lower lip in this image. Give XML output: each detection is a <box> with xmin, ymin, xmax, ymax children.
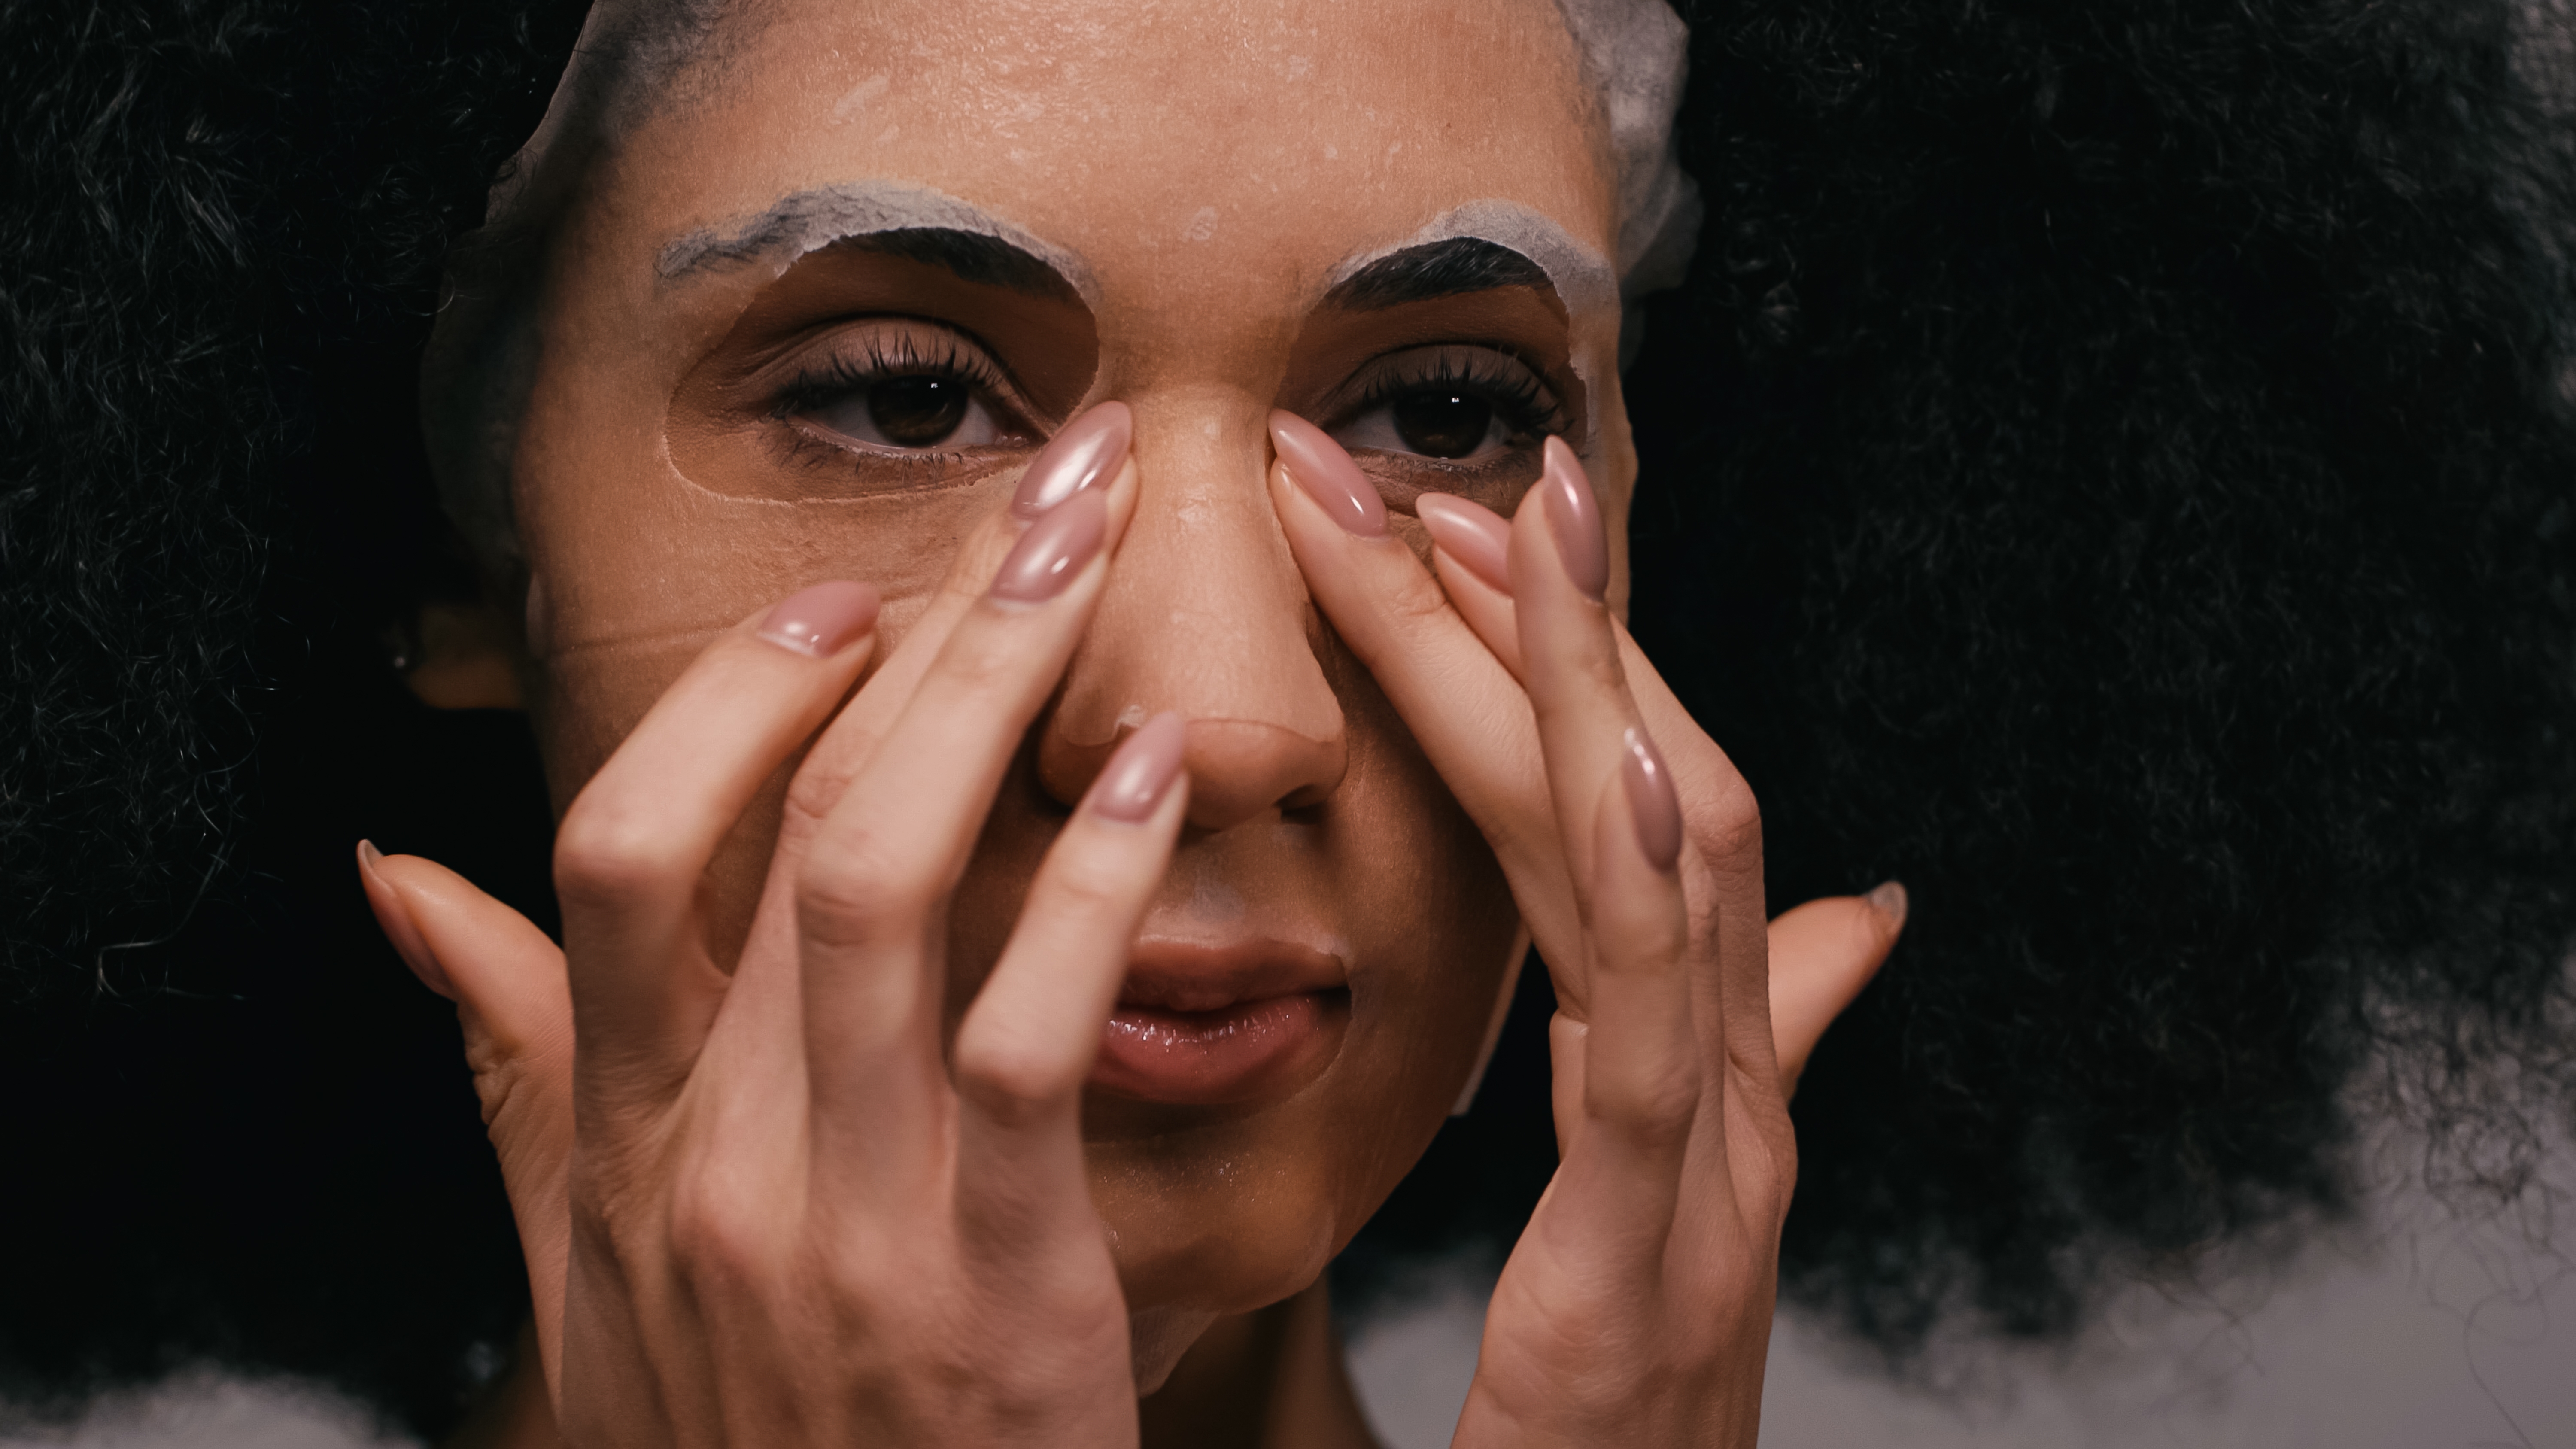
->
<box><xmin>1090</xmin><ymin>990</ymin><xmax>1349</xmax><ymax>1105</ymax></box>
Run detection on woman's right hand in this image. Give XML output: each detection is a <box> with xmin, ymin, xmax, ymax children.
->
<box><xmin>356</xmin><ymin>425</ymin><xmax>1172</xmax><ymax>1449</ymax></box>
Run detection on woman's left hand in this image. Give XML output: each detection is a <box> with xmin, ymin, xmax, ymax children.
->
<box><xmin>1269</xmin><ymin>417</ymin><xmax>1901</xmax><ymax>1447</ymax></box>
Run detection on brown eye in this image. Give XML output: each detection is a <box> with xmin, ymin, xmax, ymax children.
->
<box><xmin>867</xmin><ymin>376</ymin><xmax>972</xmax><ymax>447</ymax></box>
<box><xmin>1391</xmin><ymin>391</ymin><xmax>1498</xmax><ymax>459</ymax></box>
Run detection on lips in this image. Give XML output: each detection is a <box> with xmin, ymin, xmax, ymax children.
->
<box><xmin>1088</xmin><ymin>939</ymin><xmax>1350</xmax><ymax>1106</ymax></box>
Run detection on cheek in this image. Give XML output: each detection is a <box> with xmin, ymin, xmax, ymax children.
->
<box><xmin>1328</xmin><ymin>670</ymin><xmax>1520</xmax><ymax>1152</ymax></box>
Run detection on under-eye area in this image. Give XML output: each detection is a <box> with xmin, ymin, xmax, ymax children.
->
<box><xmin>667</xmin><ymin>232</ymin><xmax>1100</xmax><ymax>502</ymax></box>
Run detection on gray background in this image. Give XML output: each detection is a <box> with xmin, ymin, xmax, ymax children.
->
<box><xmin>10</xmin><ymin>1127</ymin><xmax>2570</xmax><ymax>1447</ymax></box>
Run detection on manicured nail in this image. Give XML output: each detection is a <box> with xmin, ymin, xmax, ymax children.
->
<box><xmin>1865</xmin><ymin>879</ymin><xmax>1909</xmax><ymax>930</ymax></box>
<box><xmin>1540</xmin><ymin>436</ymin><xmax>1607</xmax><ymax>602</ymax></box>
<box><xmin>1090</xmin><ymin>711</ymin><xmax>1188</xmax><ymax>822</ymax></box>
<box><xmin>1269</xmin><ymin>409</ymin><xmax>1388</xmax><ymax>537</ymax></box>
<box><xmin>1415</xmin><ymin>493</ymin><xmax>1513</xmax><ymax>594</ymax></box>
<box><xmin>357</xmin><ymin>840</ymin><xmax>454</xmax><ymax>999</ymax></box>
<box><xmin>990</xmin><ymin>487</ymin><xmax>1108</xmax><ymax>602</ymax></box>
<box><xmin>755</xmin><ymin>580</ymin><xmax>882</xmax><ymax>657</ymax></box>
<box><xmin>1012</xmin><ymin>401</ymin><xmax>1132</xmax><ymax>518</ymax></box>
<box><xmin>1620</xmin><ymin>726</ymin><xmax>1683</xmax><ymax>872</ymax></box>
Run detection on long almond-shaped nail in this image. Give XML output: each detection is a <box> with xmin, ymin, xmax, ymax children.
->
<box><xmin>1540</xmin><ymin>436</ymin><xmax>1607</xmax><ymax>602</ymax></box>
<box><xmin>1620</xmin><ymin>726</ymin><xmax>1683</xmax><ymax>872</ymax></box>
<box><xmin>1091</xmin><ymin>711</ymin><xmax>1188</xmax><ymax>822</ymax></box>
<box><xmin>990</xmin><ymin>487</ymin><xmax>1108</xmax><ymax>602</ymax></box>
<box><xmin>1269</xmin><ymin>410</ymin><xmax>1388</xmax><ymax>537</ymax></box>
<box><xmin>755</xmin><ymin>580</ymin><xmax>882</xmax><ymax>657</ymax></box>
<box><xmin>1416</xmin><ymin>493</ymin><xmax>1513</xmax><ymax>594</ymax></box>
<box><xmin>1012</xmin><ymin>401</ymin><xmax>1132</xmax><ymax>518</ymax></box>
<box><xmin>357</xmin><ymin>840</ymin><xmax>455</xmax><ymax>999</ymax></box>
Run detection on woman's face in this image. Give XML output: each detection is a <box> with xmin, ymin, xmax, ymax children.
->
<box><xmin>504</xmin><ymin>0</ymin><xmax>1629</xmax><ymax>1328</ymax></box>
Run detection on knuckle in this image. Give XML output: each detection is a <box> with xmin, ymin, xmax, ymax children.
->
<box><xmin>932</xmin><ymin>620</ymin><xmax>1030</xmax><ymax>697</ymax></box>
<box><xmin>953</xmin><ymin>1033</ymin><xmax>1072</xmax><ymax>1122</ymax></box>
<box><xmin>796</xmin><ymin>829</ymin><xmax>939</xmax><ymax>944</ymax></box>
<box><xmin>664</xmin><ymin>1168</ymin><xmax>774</xmax><ymax>1292</ymax></box>
<box><xmin>552</xmin><ymin>801</ymin><xmax>689</xmax><ymax>910</ymax></box>
<box><xmin>1691</xmin><ymin>775</ymin><xmax>1762</xmax><ymax>863</ymax></box>
<box><xmin>1594</xmin><ymin>1059</ymin><xmax>1701</xmax><ymax>1142</ymax></box>
<box><xmin>1382</xmin><ymin>562</ymin><xmax>1459</xmax><ymax>630</ymax></box>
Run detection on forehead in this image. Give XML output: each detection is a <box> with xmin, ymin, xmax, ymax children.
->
<box><xmin>590</xmin><ymin>0</ymin><xmax>1614</xmax><ymax>310</ymax></box>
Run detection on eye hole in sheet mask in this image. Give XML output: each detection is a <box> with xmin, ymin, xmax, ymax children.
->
<box><xmin>1327</xmin><ymin>343</ymin><xmax>1563</xmax><ymax>464</ymax></box>
<box><xmin>773</xmin><ymin>318</ymin><xmax>1041</xmax><ymax>455</ymax></box>
<box><xmin>668</xmin><ymin>240</ymin><xmax>1098</xmax><ymax>502</ymax></box>
<box><xmin>1289</xmin><ymin>316</ymin><xmax>1581</xmax><ymax>519</ymax></box>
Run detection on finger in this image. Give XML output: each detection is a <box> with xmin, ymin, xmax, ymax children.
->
<box><xmin>1543</xmin><ymin>735</ymin><xmax>1703</xmax><ymax>1264</ymax></box>
<box><xmin>799</xmin><ymin>468</ymin><xmax>1138</xmax><ymax>1191</ymax></box>
<box><xmin>777</xmin><ymin>404</ymin><xmax>1139</xmax><ymax>840</ymax></box>
<box><xmin>550</xmin><ymin>581</ymin><xmax>880</xmax><ymax>1102</ymax></box>
<box><xmin>359</xmin><ymin>844</ymin><xmax>576</xmax><ymax>1391</ymax></box>
<box><xmin>951</xmin><ymin>713</ymin><xmax>1188</xmax><ymax>1261</ymax></box>
<box><xmin>1766</xmin><ymin>883</ymin><xmax>1905</xmax><ymax>1097</ymax></box>
<box><xmin>1511</xmin><ymin>438</ymin><xmax>1658</xmax><ymax>974</ymax></box>
<box><xmin>1266</xmin><ymin>415</ymin><xmax>1576</xmax><ymax>955</ymax></box>
<box><xmin>1415</xmin><ymin>492</ymin><xmax>1523</xmax><ymax>680</ymax></box>
<box><xmin>718</xmin><ymin>480</ymin><xmax>1075</xmax><ymax>1072</ymax></box>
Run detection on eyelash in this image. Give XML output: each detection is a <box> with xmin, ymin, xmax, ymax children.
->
<box><xmin>770</xmin><ymin>328</ymin><xmax>1024</xmax><ymax>454</ymax></box>
<box><xmin>1346</xmin><ymin>349</ymin><xmax>1564</xmax><ymax>445</ymax></box>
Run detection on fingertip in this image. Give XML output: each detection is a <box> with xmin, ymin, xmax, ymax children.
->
<box><xmin>1269</xmin><ymin>409</ymin><xmax>1387</xmax><ymax>537</ymax></box>
<box><xmin>1864</xmin><ymin>879</ymin><xmax>1909</xmax><ymax>934</ymax></box>
<box><xmin>1087</xmin><ymin>710</ymin><xmax>1190</xmax><ymax>823</ymax></box>
<box><xmin>357</xmin><ymin>839</ymin><xmax>455</xmax><ymax>999</ymax></box>
<box><xmin>1416</xmin><ymin>492</ymin><xmax>1513</xmax><ymax>595</ymax></box>
<box><xmin>753</xmin><ymin>580</ymin><xmax>881</xmax><ymax>658</ymax></box>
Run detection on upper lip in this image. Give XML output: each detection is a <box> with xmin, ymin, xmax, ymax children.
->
<box><xmin>1118</xmin><ymin>937</ymin><xmax>1348</xmax><ymax>1013</ymax></box>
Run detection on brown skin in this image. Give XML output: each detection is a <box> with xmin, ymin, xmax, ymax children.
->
<box><xmin>508</xmin><ymin>0</ymin><xmax>1596</xmax><ymax>1351</ymax></box>
<box><xmin>371</xmin><ymin>0</ymin><xmax>1906</xmax><ymax>1442</ymax></box>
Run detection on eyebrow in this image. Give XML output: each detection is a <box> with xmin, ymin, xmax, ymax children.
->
<box><xmin>823</xmin><ymin>228</ymin><xmax>1085</xmax><ymax>304</ymax></box>
<box><xmin>654</xmin><ymin>181</ymin><xmax>1096</xmax><ymax>305</ymax></box>
<box><xmin>1323</xmin><ymin>237</ymin><xmax>1555</xmax><ymax>311</ymax></box>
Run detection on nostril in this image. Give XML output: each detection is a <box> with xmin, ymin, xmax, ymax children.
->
<box><xmin>1176</xmin><ymin>717</ymin><xmax>1346</xmax><ymax>832</ymax></box>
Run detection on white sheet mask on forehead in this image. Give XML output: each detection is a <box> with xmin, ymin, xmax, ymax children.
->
<box><xmin>496</xmin><ymin>0</ymin><xmax>1697</xmax><ymax>295</ymax></box>
<box><xmin>434</xmin><ymin>0</ymin><xmax>1698</xmax><ymax>566</ymax></box>
<box><xmin>1554</xmin><ymin>0</ymin><xmax>1700</xmax><ymax>296</ymax></box>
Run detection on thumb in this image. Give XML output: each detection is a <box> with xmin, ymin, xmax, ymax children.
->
<box><xmin>1765</xmin><ymin>882</ymin><xmax>1906</xmax><ymax>1098</ymax></box>
<box><xmin>356</xmin><ymin>841</ymin><xmax>574</xmax><ymax>1392</ymax></box>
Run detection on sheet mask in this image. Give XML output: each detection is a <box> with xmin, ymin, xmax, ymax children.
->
<box><xmin>655</xmin><ymin>179</ymin><xmax>1102</xmax><ymax>305</ymax></box>
<box><xmin>413</xmin><ymin>0</ymin><xmax>1696</xmax><ymax>1364</ymax></box>
<box><xmin>1325</xmin><ymin>198</ymin><xmax>1622</xmax><ymax>445</ymax></box>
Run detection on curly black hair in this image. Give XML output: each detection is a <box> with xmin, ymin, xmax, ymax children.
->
<box><xmin>6</xmin><ymin>0</ymin><xmax>2575</xmax><ymax>1437</ymax></box>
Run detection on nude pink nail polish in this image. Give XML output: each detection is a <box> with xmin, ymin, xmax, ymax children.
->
<box><xmin>1012</xmin><ymin>401</ymin><xmax>1132</xmax><ymax>518</ymax></box>
<box><xmin>1269</xmin><ymin>410</ymin><xmax>1388</xmax><ymax>537</ymax></box>
<box><xmin>1416</xmin><ymin>492</ymin><xmax>1513</xmax><ymax>594</ymax></box>
<box><xmin>357</xmin><ymin>840</ymin><xmax>455</xmax><ymax>999</ymax></box>
<box><xmin>1621</xmin><ymin>726</ymin><xmax>1683</xmax><ymax>872</ymax></box>
<box><xmin>1091</xmin><ymin>711</ymin><xmax>1188</xmax><ymax>822</ymax></box>
<box><xmin>990</xmin><ymin>488</ymin><xmax>1108</xmax><ymax>602</ymax></box>
<box><xmin>1540</xmin><ymin>436</ymin><xmax>1608</xmax><ymax>602</ymax></box>
<box><xmin>755</xmin><ymin>580</ymin><xmax>883</xmax><ymax>657</ymax></box>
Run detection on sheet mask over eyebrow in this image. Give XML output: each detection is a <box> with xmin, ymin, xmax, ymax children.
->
<box><xmin>1326</xmin><ymin>199</ymin><xmax>1623</xmax><ymax>450</ymax></box>
<box><xmin>654</xmin><ymin>179</ymin><xmax>1103</xmax><ymax>306</ymax></box>
<box><xmin>417</xmin><ymin>0</ymin><xmax>1696</xmax><ymax>798</ymax></box>
<box><xmin>405</xmin><ymin>0</ymin><xmax>1703</xmax><ymax>1379</ymax></box>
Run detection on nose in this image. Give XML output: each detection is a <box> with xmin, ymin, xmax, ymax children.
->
<box><xmin>1036</xmin><ymin>397</ymin><xmax>1347</xmax><ymax>831</ymax></box>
